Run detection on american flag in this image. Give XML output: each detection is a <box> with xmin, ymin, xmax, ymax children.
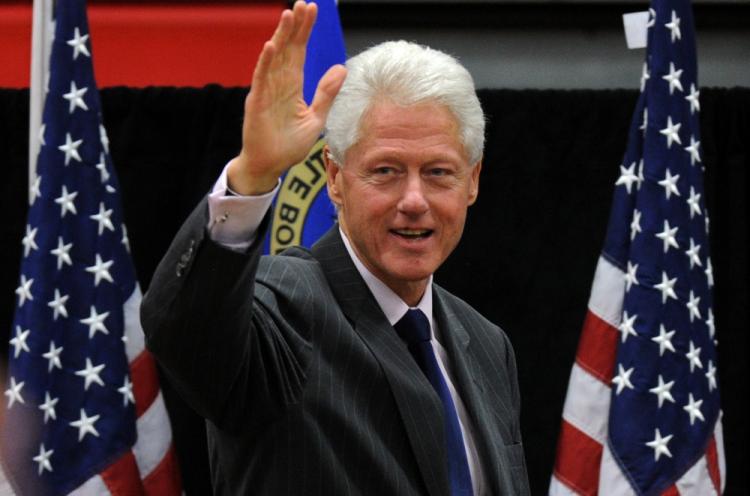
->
<box><xmin>550</xmin><ymin>0</ymin><xmax>725</xmax><ymax>494</ymax></box>
<box><xmin>1</xmin><ymin>1</ymin><xmax>181</xmax><ymax>494</ymax></box>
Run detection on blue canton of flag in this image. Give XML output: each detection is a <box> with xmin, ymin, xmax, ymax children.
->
<box><xmin>263</xmin><ymin>0</ymin><xmax>346</xmax><ymax>254</ymax></box>
<box><xmin>2</xmin><ymin>1</ymin><xmax>179</xmax><ymax>494</ymax></box>
<box><xmin>605</xmin><ymin>0</ymin><xmax>721</xmax><ymax>493</ymax></box>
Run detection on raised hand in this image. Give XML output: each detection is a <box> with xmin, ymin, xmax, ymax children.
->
<box><xmin>227</xmin><ymin>1</ymin><xmax>347</xmax><ymax>195</ymax></box>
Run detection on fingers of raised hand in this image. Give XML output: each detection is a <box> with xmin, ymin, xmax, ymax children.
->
<box><xmin>310</xmin><ymin>64</ymin><xmax>347</xmax><ymax>119</ymax></box>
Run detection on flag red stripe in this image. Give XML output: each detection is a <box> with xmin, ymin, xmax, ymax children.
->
<box><xmin>553</xmin><ymin>420</ymin><xmax>603</xmax><ymax>496</ymax></box>
<box><xmin>130</xmin><ymin>350</ymin><xmax>160</xmax><ymax>418</ymax></box>
<box><xmin>661</xmin><ymin>484</ymin><xmax>679</xmax><ymax>496</ymax></box>
<box><xmin>143</xmin><ymin>445</ymin><xmax>182</xmax><ymax>495</ymax></box>
<box><xmin>705</xmin><ymin>435</ymin><xmax>721</xmax><ymax>493</ymax></box>
<box><xmin>100</xmin><ymin>450</ymin><xmax>145</xmax><ymax>496</ymax></box>
<box><xmin>575</xmin><ymin>310</ymin><xmax>618</xmax><ymax>384</ymax></box>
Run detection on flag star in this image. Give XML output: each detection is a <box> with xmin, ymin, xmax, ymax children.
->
<box><xmin>118</xmin><ymin>376</ymin><xmax>135</xmax><ymax>407</ymax></box>
<box><xmin>665</xmin><ymin>10</ymin><xmax>681</xmax><ymax>43</ymax></box>
<box><xmin>646</xmin><ymin>429</ymin><xmax>674</xmax><ymax>461</ymax></box>
<box><xmin>30</xmin><ymin>174</ymin><xmax>42</xmax><ymax>205</ymax></box>
<box><xmin>646</xmin><ymin>7</ymin><xmax>656</xmax><ymax>27</ymax></box>
<box><xmin>22</xmin><ymin>225</ymin><xmax>39</xmax><ymax>257</ymax></box>
<box><xmin>658</xmin><ymin>169</ymin><xmax>681</xmax><ymax>199</ymax></box>
<box><xmin>683</xmin><ymin>393</ymin><xmax>705</xmax><ymax>425</ymax></box>
<box><xmin>656</xmin><ymin>220</ymin><xmax>680</xmax><ymax>253</ymax></box>
<box><xmin>15</xmin><ymin>274</ymin><xmax>34</xmax><ymax>307</ymax></box>
<box><xmin>705</xmin><ymin>257</ymin><xmax>714</xmax><ymax>287</ymax></box>
<box><xmin>105</xmin><ymin>185</ymin><xmax>116</xmax><ymax>194</ymax></box>
<box><xmin>662</xmin><ymin>62</ymin><xmax>684</xmax><ymax>94</ymax></box>
<box><xmin>630</xmin><ymin>210</ymin><xmax>642</xmax><ymax>240</ymax></box>
<box><xmin>66</xmin><ymin>27</ymin><xmax>90</xmax><ymax>60</ymax></box>
<box><xmin>69</xmin><ymin>408</ymin><xmax>100</xmax><ymax>441</ymax></box>
<box><xmin>686</xmin><ymin>187</ymin><xmax>702</xmax><ymax>219</ymax></box>
<box><xmin>32</xmin><ymin>443</ymin><xmax>54</xmax><ymax>475</ymax></box>
<box><xmin>624</xmin><ymin>261</ymin><xmax>639</xmax><ymax>292</ymax></box>
<box><xmin>686</xmin><ymin>341</ymin><xmax>703</xmax><ymax>372</ymax></box>
<box><xmin>654</xmin><ymin>271</ymin><xmax>678</xmax><ymax>304</ymax></box>
<box><xmin>706</xmin><ymin>309</ymin><xmax>715</xmax><ymax>338</ymax></box>
<box><xmin>659</xmin><ymin>116</ymin><xmax>682</xmax><ymax>148</ymax></box>
<box><xmin>687</xmin><ymin>290</ymin><xmax>702</xmax><ymax>322</ymax></box>
<box><xmin>100</xmin><ymin>124</ymin><xmax>110</xmax><ymax>153</ymax></box>
<box><xmin>95</xmin><ymin>153</ymin><xmax>110</xmax><ymax>183</ymax></box>
<box><xmin>9</xmin><ymin>326</ymin><xmax>31</xmax><ymax>358</ymax></box>
<box><xmin>705</xmin><ymin>360</ymin><xmax>718</xmax><ymax>391</ymax></box>
<box><xmin>640</xmin><ymin>63</ymin><xmax>650</xmax><ymax>92</ymax></box>
<box><xmin>54</xmin><ymin>185</ymin><xmax>78</xmax><ymax>217</ymax></box>
<box><xmin>90</xmin><ymin>202</ymin><xmax>115</xmax><ymax>235</ymax></box>
<box><xmin>611</xmin><ymin>364</ymin><xmax>635</xmax><ymax>395</ymax></box>
<box><xmin>58</xmin><ymin>133</ymin><xmax>83</xmax><ymax>165</ymax></box>
<box><xmin>615</xmin><ymin>162</ymin><xmax>639</xmax><ymax>194</ymax></box>
<box><xmin>47</xmin><ymin>289</ymin><xmax>69</xmax><ymax>320</ymax></box>
<box><xmin>618</xmin><ymin>311</ymin><xmax>638</xmax><ymax>343</ymax></box>
<box><xmin>42</xmin><ymin>341</ymin><xmax>63</xmax><ymax>372</ymax></box>
<box><xmin>685</xmin><ymin>239</ymin><xmax>702</xmax><ymax>269</ymax></box>
<box><xmin>652</xmin><ymin>324</ymin><xmax>676</xmax><ymax>356</ymax></box>
<box><xmin>685</xmin><ymin>84</ymin><xmax>700</xmax><ymax>114</ymax></box>
<box><xmin>39</xmin><ymin>124</ymin><xmax>46</xmax><ymax>146</ymax></box>
<box><xmin>62</xmin><ymin>81</ymin><xmax>89</xmax><ymax>114</ymax></box>
<box><xmin>640</xmin><ymin>108</ymin><xmax>648</xmax><ymax>135</ymax></box>
<box><xmin>649</xmin><ymin>374</ymin><xmax>676</xmax><ymax>408</ymax></box>
<box><xmin>684</xmin><ymin>137</ymin><xmax>701</xmax><ymax>167</ymax></box>
<box><xmin>80</xmin><ymin>305</ymin><xmax>110</xmax><ymax>338</ymax></box>
<box><xmin>75</xmin><ymin>358</ymin><xmax>106</xmax><ymax>390</ymax></box>
<box><xmin>50</xmin><ymin>236</ymin><xmax>74</xmax><ymax>270</ymax></box>
<box><xmin>85</xmin><ymin>254</ymin><xmax>115</xmax><ymax>286</ymax></box>
<box><xmin>704</xmin><ymin>211</ymin><xmax>710</xmax><ymax>235</ymax></box>
<box><xmin>122</xmin><ymin>225</ymin><xmax>131</xmax><ymax>252</ymax></box>
<box><xmin>38</xmin><ymin>392</ymin><xmax>59</xmax><ymax>424</ymax></box>
<box><xmin>4</xmin><ymin>377</ymin><xmax>25</xmax><ymax>408</ymax></box>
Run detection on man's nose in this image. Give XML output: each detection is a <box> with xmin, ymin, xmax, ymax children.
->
<box><xmin>397</xmin><ymin>174</ymin><xmax>429</xmax><ymax>215</ymax></box>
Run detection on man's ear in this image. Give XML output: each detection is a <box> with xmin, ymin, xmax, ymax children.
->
<box><xmin>468</xmin><ymin>158</ymin><xmax>482</xmax><ymax>206</ymax></box>
<box><xmin>324</xmin><ymin>145</ymin><xmax>343</xmax><ymax>207</ymax></box>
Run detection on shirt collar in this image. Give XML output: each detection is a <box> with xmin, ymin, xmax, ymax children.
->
<box><xmin>339</xmin><ymin>227</ymin><xmax>434</xmax><ymax>332</ymax></box>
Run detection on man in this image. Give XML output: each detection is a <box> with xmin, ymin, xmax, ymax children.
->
<box><xmin>141</xmin><ymin>2</ymin><xmax>529</xmax><ymax>495</ymax></box>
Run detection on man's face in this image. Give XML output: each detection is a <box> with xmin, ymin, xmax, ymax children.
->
<box><xmin>326</xmin><ymin>100</ymin><xmax>481</xmax><ymax>304</ymax></box>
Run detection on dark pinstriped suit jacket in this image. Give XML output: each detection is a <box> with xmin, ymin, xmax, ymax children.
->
<box><xmin>141</xmin><ymin>197</ymin><xmax>530</xmax><ymax>495</ymax></box>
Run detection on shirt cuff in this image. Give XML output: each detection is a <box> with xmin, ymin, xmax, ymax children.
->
<box><xmin>207</xmin><ymin>162</ymin><xmax>280</xmax><ymax>251</ymax></box>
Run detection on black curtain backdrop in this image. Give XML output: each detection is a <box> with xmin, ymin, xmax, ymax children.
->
<box><xmin>1</xmin><ymin>87</ymin><xmax>747</xmax><ymax>494</ymax></box>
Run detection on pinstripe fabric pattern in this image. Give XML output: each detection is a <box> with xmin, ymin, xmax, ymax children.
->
<box><xmin>141</xmin><ymin>198</ymin><xmax>530</xmax><ymax>495</ymax></box>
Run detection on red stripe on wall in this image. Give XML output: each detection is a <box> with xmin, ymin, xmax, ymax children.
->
<box><xmin>575</xmin><ymin>310</ymin><xmax>619</xmax><ymax>384</ymax></box>
<box><xmin>101</xmin><ymin>450</ymin><xmax>145</xmax><ymax>496</ymax></box>
<box><xmin>553</xmin><ymin>420</ymin><xmax>603</xmax><ymax>496</ymax></box>
<box><xmin>130</xmin><ymin>350</ymin><xmax>160</xmax><ymax>418</ymax></box>
<box><xmin>142</xmin><ymin>444</ymin><xmax>182</xmax><ymax>495</ymax></box>
<box><xmin>0</xmin><ymin>3</ymin><xmax>284</xmax><ymax>88</ymax></box>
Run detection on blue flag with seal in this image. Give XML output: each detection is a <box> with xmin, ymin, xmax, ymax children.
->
<box><xmin>263</xmin><ymin>0</ymin><xmax>346</xmax><ymax>254</ymax></box>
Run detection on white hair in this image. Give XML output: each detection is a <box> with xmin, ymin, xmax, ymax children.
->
<box><xmin>325</xmin><ymin>40</ymin><xmax>485</xmax><ymax>166</ymax></box>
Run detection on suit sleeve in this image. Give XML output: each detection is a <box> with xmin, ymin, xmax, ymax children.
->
<box><xmin>140</xmin><ymin>196</ymin><xmax>311</xmax><ymax>432</ymax></box>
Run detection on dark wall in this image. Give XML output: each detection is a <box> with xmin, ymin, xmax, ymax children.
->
<box><xmin>1</xmin><ymin>87</ymin><xmax>747</xmax><ymax>494</ymax></box>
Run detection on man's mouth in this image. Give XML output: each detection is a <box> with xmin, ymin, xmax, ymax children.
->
<box><xmin>391</xmin><ymin>229</ymin><xmax>433</xmax><ymax>240</ymax></box>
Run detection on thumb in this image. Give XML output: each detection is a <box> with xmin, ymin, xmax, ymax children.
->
<box><xmin>310</xmin><ymin>64</ymin><xmax>348</xmax><ymax>121</ymax></box>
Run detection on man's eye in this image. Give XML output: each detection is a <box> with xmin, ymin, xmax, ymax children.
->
<box><xmin>427</xmin><ymin>168</ymin><xmax>449</xmax><ymax>177</ymax></box>
<box><xmin>374</xmin><ymin>167</ymin><xmax>395</xmax><ymax>175</ymax></box>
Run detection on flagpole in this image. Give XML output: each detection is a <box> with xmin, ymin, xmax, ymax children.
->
<box><xmin>29</xmin><ymin>0</ymin><xmax>55</xmax><ymax>204</ymax></box>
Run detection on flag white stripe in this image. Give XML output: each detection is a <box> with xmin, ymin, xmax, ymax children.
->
<box><xmin>69</xmin><ymin>474</ymin><xmax>109</xmax><ymax>496</ymax></box>
<box><xmin>29</xmin><ymin>0</ymin><xmax>55</xmax><ymax>198</ymax></box>
<box><xmin>561</xmin><ymin>364</ymin><xmax>610</xmax><ymax>444</ymax></box>
<box><xmin>715</xmin><ymin>413</ymin><xmax>726</xmax><ymax>493</ymax></box>
<box><xmin>123</xmin><ymin>286</ymin><xmax>147</xmax><ymax>362</ymax></box>
<box><xmin>599</xmin><ymin>442</ymin><xmax>637</xmax><ymax>496</ymax></box>
<box><xmin>588</xmin><ymin>256</ymin><xmax>625</xmax><ymax>328</ymax></box>
<box><xmin>133</xmin><ymin>393</ymin><xmax>172</xmax><ymax>478</ymax></box>
<box><xmin>675</xmin><ymin>454</ymin><xmax>718</xmax><ymax>496</ymax></box>
<box><xmin>548</xmin><ymin>475</ymin><xmax>578</xmax><ymax>496</ymax></box>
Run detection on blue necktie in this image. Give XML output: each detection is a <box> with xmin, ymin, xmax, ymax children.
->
<box><xmin>394</xmin><ymin>309</ymin><xmax>473</xmax><ymax>496</ymax></box>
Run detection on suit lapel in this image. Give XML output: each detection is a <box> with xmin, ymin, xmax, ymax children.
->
<box><xmin>312</xmin><ymin>228</ymin><xmax>450</xmax><ymax>496</ymax></box>
<box><xmin>433</xmin><ymin>287</ymin><xmax>504</xmax><ymax>496</ymax></box>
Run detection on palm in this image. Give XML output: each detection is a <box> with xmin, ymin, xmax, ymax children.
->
<box><xmin>231</xmin><ymin>1</ymin><xmax>347</xmax><ymax>195</ymax></box>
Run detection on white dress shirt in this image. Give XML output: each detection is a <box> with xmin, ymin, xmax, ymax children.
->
<box><xmin>207</xmin><ymin>163</ymin><xmax>487</xmax><ymax>495</ymax></box>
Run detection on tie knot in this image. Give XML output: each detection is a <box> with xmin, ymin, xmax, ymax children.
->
<box><xmin>394</xmin><ymin>309</ymin><xmax>431</xmax><ymax>345</ymax></box>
